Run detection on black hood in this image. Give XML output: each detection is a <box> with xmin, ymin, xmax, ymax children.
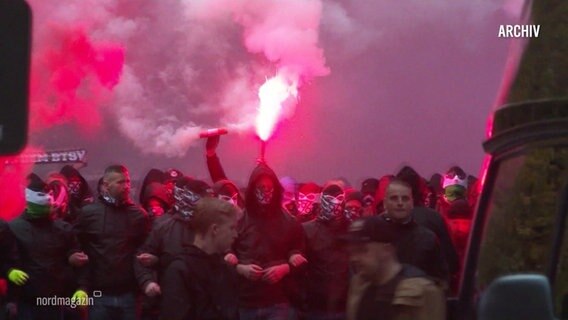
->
<box><xmin>59</xmin><ymin>165</ymin><xmax>93</xmax><ymax>205</ymax></box>
<box><xmin>245</xmin><ymin>163</ymin><xmax>283</xmax><ymax>216</ymax></box>
<box><xmin>139</xmin><ymin>168</ymin><xmax>166</xmax><ymax>205</ymax></box>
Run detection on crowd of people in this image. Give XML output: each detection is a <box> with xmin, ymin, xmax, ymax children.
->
<box><xmin>0</xmin><ymin>136</ymin><xmax>479</xmax><ymax>320</ymax></box>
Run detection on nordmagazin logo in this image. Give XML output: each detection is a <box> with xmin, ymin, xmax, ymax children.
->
<box><xmin>498</xmin><ymin>25</ymin><xmax>540</xmax><ymax>38</ymax></box>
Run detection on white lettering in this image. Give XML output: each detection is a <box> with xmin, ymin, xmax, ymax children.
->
<box><xmin>76</xmin><ymin>150</ymin><xmax>87</xmax><ymax>162</ymax></box>
<box><xmin>498</xmin><ymin>25</ymin><xmax>505</xmax><ymax>37</ymax></box>
<box><xmin>51</xmin><ymin>152</ymin><xmax>61</xmax><ymax>162</ymax></box>
<box><xmin>68</xmin><ymin>152</ymin><xmax>78</xmax><ymax>161</ymax></box>
<box><xmin>533</xmin><ymin>25</ymin><xmax>540</xmax><ymax>37</ymax></box>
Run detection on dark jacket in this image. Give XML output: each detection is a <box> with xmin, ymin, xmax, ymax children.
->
<box><xmin>206</xmin><ymin>153</ymin><xmax>228</xmax><ymax>183</ymax></box>
<box><xmin>0</xmin><ymin>219</ymin><xmax>20</xmax><ymax>277</ymax></box>
<box><xmin>233</xmin><ymin>163</ymin><xmax>306</xmax><ymax>307</ymax></box>
<box><xmin>9</xmin><ymin>213</ymin><xmax>81</xmax><ymax>301</ymax></box>
<box><xmin>160</xmin><ymin>245</ymin><xmax>238</xmax><ymax>320</ymax></box>
<box><xmin>412</xmin><ymin>206</ymin><xmax>459</xmax><ymax>275</ymax></box>
<box><xmin>75</xmin><ymin>198</ymin><xmax>149</xmax><ymax>294</ymax></box>
<box><xmin>378</xmin><ymin>214</ymin><xmax>448</xmax><ymax>283</ymax></box>
<box><xmin>302</xmin><ymin>219</ymin><xmax>350</xmax><ymax>313</ymax></box>
<box><xmin>134</xmin><ymin>213</ymin><xmax>195</xmax><ymax>290</ymax></box>
<box><xmin>347</xmin><ymin>264</ymin><xmax>446</xmax><ymax>320</ymax></box>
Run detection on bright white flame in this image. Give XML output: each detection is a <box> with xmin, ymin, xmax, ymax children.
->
<box><xmin>255</xmin><ymin>74</ymin><xmax>298</xmax><ymax>141</ymax></box>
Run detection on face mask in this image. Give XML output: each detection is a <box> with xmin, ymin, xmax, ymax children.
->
<box><xmin>297</xmin><ymin>192</ymin><xmax>319</xmax><ymax>216</ymax></box>
<box><xmin>319</xmin><ymin>193</ymin><xmax>345</xmax><ymax>221</ymax></box>
<box><xmin>255</xmin><ymin>187</ymin><xmax>274</xmax><ymax>205</ymax></box>
<box><xmin>25</xmin><ymin>189</ymin><xmax>54</xmax><ymax>219</ymax></box>
<box><xmin>444</xmin><ymin>185</ymin><xmax>466</xmax><ymax>202</ymax></box>
<box><xmin>68</xmin><ymin>180</ymin><xmax>81</xmax><ymax>198</ymax></box>
<box><xmin>174</xmin><ymin>186</ymin><xmax>201</xmax><ymax>219</ymax></box>
<box><xmin>344</xmin><ymin>207</ymin><xmax>362</xmax><ymax>221</ymax></box>
<box><xmin>362</xmin><ymin>194</ymin><xmax>375</xmax><ymax>207</ymax></box>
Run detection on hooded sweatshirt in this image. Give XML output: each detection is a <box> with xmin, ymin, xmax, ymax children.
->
<box><xmin>233</xmin><ymin>163</ymin><xmax>306</xmax><ymax>307</ymax></box>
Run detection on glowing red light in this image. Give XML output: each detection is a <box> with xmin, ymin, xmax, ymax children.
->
<box><xmin>255</xmin><ymin>74</ymin><xmax>298</xmax><ymax>141</ymax></box>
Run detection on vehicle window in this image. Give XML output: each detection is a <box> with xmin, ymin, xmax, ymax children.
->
<box><xmin>476</xmin><ymin>146</ymin><xmax>568</xmax><ymax>317</ymax></box>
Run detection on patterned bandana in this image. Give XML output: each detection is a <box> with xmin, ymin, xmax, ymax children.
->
<box><xmin>174</xmin><ymin>186</ymin><xmax>201</xmax><ymax>219</ymax></box>
<box><xmin>255</xmin><ymin>187</ymin><xmax>274</xmax><ymax>205</ymax></box>
<box><xmin>297</xmin><ymin>192</ymin><xmax>319</xmax><ymax>216</ymax></box>
<box><xmin>318</xmin><ymin>193</ymin><xmax>345</xmax><ymax>222</ymax></box>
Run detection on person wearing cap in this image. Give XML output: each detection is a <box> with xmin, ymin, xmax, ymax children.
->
<box><xmin>344</xmin><ymin>190</ymin><xmax>365</xmax><ymax>221</ymax></box>
<box><xmin>9</xmin><ymin>174</ymin><xmax>89</xmax><ymax>319</ymax></box>
<box><xmin>345</xmin><ymin>216</ymin><xmax>446</xmax><ymax>320</ymax></box>
<box><xmin>378</xmin><ymin>179</ymin><xmax>449</xmax><ymax>285</ymax></box>
<box><xmin>302</xmin><ymin>183</ymin><xmax>351</xmax><ymax>320</ymax></box>
<box><xmin>75</xmin><ymin>165</ymin><xmax>150</xmax><ymax>320</ymax></box>
<box><xmin>232</xmin><ymin>163</ymin><xmax>307</xmax><ymax>320</ymax></box>
<box><xmin>134</xmin><ymin>177</ymin><xmax>213</xmax><ymax>307</ymax></box>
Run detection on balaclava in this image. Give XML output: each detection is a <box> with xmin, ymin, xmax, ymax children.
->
<box><xmin>318</xmin><ymin>184</ymin><xmax>345</xmax><ymax>222</ymax></box>
<box><xmin>174</xmin><ymin>177</ymin><xmax>212</xmax><ymax>220</ymax></box>
<box><xmin>344</xmin><ymin>190</ymin><xmax>364</xmax><ymax>221</ymax></box>
<box><xmin>297</xmin><ymin>182</ymin><xmax>321</xmax><ymax>216</ymax></box>
<box><xmin>255</xmin><ymin>176</ymin><xmax>274</xmax><ymax>206</ymax></box>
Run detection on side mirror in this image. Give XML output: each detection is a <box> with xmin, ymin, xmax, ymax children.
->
<box><xmin>478</xmin><ymin>274</ymin><xmax>557</xmax><ymax>320</ymax></box>
<box><xmin>0</xmin><ymin>0</ymin><xmax>31</xmax><ymax>155</ymax></box>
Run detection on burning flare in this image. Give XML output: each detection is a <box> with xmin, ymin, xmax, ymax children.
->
<box><xmin>255</xmin><ymin>74</ymin><xmax>298</xmax><ymax>141</ymax></box>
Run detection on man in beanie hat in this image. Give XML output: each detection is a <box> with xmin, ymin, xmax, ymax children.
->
<box><xmin>295</xmin><ymin>182</ymin><xmax>322</xmax><ymax>223</ymax></box>
<box><xmin>9</xmin><ymin>174</ymin><xmax>89</xmax><ymax>319</ymax></box>
<box><xmin>345</xmin><ymin>216</ymin><xmax>445</xmax><ymax>320</ymax></box>
<box><xmin>75</xmin><ymin>164</ymin><xmax>149</xmax><ymax>320</ymax></box>
<box><xmin>302</xmin><ymin>183</ymin><xmax>351</xmax><ymax>320</ymax></box>
<box><xmin>134</xmin><ymin>177</ymin><xmax>213</xmax><ymax>305</ymax></box>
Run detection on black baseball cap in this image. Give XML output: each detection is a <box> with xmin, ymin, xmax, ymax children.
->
<box><xmin>342</xmin><ymin>216</ymin><xmax>399</xmax><ymax>244</ymax></box>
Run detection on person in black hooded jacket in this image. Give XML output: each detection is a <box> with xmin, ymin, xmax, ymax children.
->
<box><xmin>59</xmin><ymin>165</ymin><xmax>94</xmax><ymax>225</ymax></box>
<box><xmin>232</xmin><ymin>163</ymin><xmax>307</xmax><ymax>320</ymax></box>
<box><xmin>10</xmin><ymin>174</ymin><xmax>88</xmax><ymax>319</ymax></box>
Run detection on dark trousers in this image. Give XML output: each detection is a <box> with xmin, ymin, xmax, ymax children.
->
<box><xmin>16</xmin><ymin>302</ymin><xmax>63</xmax><ymax>320</ymax></box>
<box><xmin>88</xmin><ymin>292</ymin><xmax>137</xmax><ymax>320</ymax></box>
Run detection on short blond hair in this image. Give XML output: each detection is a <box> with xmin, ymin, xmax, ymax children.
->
<box><xmin>191</xmin><ymin>197</ymin><xmax>240</xmax><ymax>235</ymax></box>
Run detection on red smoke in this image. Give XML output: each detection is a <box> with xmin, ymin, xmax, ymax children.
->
<box><xmin>0</xmin><ymin>146</ymin><xmax>43</xmax><ymax>220</ymax></box>
<box><xmin>1</xmin><ymin>25</ymin><xmax>124</xmax><ymax>220</ymax></box>
<box><xmin>30</xmin><ymin>28</ymin><xmax>124</xmax><ymax>133</ymax></box>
